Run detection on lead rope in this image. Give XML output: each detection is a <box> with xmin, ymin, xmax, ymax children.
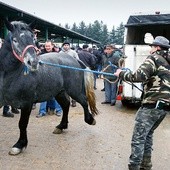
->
<box><xmin>100</xmin><ymin>64</ymin><xmax>119</xmax><ymax>84</ymax></box>
<box><xmin>100</xmin><ymin>59</ymin><xmax>126</xmax><ymax>84</ymax></box>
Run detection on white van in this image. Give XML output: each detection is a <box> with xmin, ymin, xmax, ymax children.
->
<box><xmin>117</xmin><ymin>12</ymin><xmax>170</xmax><ymax>106</ymax></box>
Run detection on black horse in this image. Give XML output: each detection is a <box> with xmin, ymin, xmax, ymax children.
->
<box><xmin>0</xmin><ymin>20</ymin><xmax>98</xmax><ymax>155</ymax></box>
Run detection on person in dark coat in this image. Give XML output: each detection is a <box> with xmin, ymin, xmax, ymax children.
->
<box><xmin>78</xmin><ymin>44</ymin><xmax>96</xmax><ymax>70</ymax></box>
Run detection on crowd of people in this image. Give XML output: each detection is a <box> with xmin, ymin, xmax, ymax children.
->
<box><xmin>0</xmin><ymin>24</ymin><xmax>125</xmax><ymax>118</ymax></box>
<box><xmin>34</xmin><ymin>39</ymin><xmax>121</xmax><ymax>118</ymax></box>
<box><xmin>1</xmin><ymin>29</ymin><xmax>170</xmax><ymax>170</ymax></box>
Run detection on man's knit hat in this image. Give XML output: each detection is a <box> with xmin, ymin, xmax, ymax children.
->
<box><xmin>62</xmin><ymin>40</ymin><xmax>70</xmax><ymax>46</ymax></box>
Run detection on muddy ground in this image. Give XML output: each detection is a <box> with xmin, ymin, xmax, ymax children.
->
<box><xmin>0</xmin><ymin>79</ymin><xmax>170</xmax><ymax>170</ymax></box>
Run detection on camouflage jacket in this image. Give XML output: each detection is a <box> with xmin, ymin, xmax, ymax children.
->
<box><xmin>120</xmin><ymin>51</ymin><xmax>170</xmax><ymax>104</ymax></box>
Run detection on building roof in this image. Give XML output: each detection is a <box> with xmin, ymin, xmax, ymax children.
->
<box><xmin>0</xmin><ymin>2</ymin><xmax>100</xmax><ymax>44</ymax></box>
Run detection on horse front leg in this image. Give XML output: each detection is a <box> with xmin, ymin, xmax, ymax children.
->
<box><xmin>9</xmin><ymin>105</ymin><xmax>32</xmax><ymax>155</ymax></box>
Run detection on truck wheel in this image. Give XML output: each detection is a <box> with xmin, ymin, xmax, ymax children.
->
<box><xmin>121</xmin><ymin>99</ymin><xmax>130</xmax><ymax>106</ymax></box>
<box><xmin>121</xmin><ymin>99</ymin><xmax>141</xmax><ymax>107</ymax></box>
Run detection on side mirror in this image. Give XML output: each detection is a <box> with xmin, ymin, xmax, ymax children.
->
<box><xmin>144</xmin><ymin>33</ymin><xmax>154</xmax><ymax>44</ymax></box>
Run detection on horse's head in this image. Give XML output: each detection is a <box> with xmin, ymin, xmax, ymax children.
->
<box><xmin>4</xmin><ymin>19</ymin><xmax>39</xmax><ymax>71</ymax></box>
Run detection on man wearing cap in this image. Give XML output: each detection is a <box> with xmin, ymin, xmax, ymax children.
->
<box><xmin>101</xmin><ymin>44</ymin><xmax>121</xmax><ymax>106</ymax></box>
<box><xmin>59</xmin><ymin>40</ymin><xmax>79</xmax><ymax>107</ymax></box>
<box><xmin>60</xmin><ymin>40</ymin><xmax>79</xmax><ymax>59</ymax></box>
<box><xmin>115</xmin><ymin>36</ymin><xmax>170</xmax><ymax>170</ymax></box>
<box><xmin>33</xmin><ymin>29</ymin><xmax>41</xmax><ymax>49</ymax></box>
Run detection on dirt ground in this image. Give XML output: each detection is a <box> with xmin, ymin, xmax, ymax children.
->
<box><xmin>0</xmin><ymin>79</ymin><xmax>170</xmax><ymax>170</ymax></box>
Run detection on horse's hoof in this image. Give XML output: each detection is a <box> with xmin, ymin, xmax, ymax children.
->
<box><xmin>92</xmin><ymin>119</ymin><xmax>96</xmax><ymax>125</ymax></box>
<box><xmin>53</xmin><ymin>128</ymin><xmax>63</xmax><ymax>134</ymax></box>
<box><xmin>8</xmin><ymin>147</ymin><xmax>25</xmax><ymax>155</ymax></box>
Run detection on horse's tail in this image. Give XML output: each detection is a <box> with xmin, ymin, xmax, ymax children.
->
<box><xmin>84</xmin><ymin>68</ymin><xmax>99</xmax><ymax>116</ymax></box>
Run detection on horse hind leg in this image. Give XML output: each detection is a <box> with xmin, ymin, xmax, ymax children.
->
<box><xmin>53</xmin><ymin>91</ymin><xmax>70</xmax><ymax>134</ymax></box>
<box><xmin>73</xmin><ymin>94</ymin><xmax>96</xmax><ymax>126</ymax></box>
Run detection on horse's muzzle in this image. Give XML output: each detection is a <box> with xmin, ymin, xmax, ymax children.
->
<box><xmin>30</xmin><ymin>60</ymin><xmax>39</xmax><ymax>71</ymax></box>
<box><xmin>26</xmin><ymin>57</ymin><xmax>39</xmax><ymax>71</ymax></box>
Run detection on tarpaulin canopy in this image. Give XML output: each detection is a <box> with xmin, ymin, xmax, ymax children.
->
<box><xmin>125</xmin><ymin>13</ymin><xmax>170</xmax><ymax>27</ymax></box>
<box><xmin>124</xmin><ymin>13</ymin><xmax>170</xmax><ymax>44</ymax></box>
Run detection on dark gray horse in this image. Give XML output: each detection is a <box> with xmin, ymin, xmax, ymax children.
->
<box><xmin>0</xmin><ymin>20</ymin><xmax>98</xmax><ymax>155</ymax></box>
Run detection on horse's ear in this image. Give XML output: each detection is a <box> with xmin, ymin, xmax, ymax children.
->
<box><xmin>4</xmin><ymin>18</ymin><xmax>13</xmax><ymax>32</ymax></box>
<box><xmin>29</xmin><ymin>20</ymin><xmax>37</xmax><ymax>30</ymax></box>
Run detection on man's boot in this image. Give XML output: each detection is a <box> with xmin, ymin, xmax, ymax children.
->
<box><xmin>2</xmin><ymin>105</ymin><xmax>14</xmax><ymax>118</ymax></box>
<box><xmin>11</xmin><ymin>107</ymin><xmax>19</xmax><ymax>114</ymax></box>
<box><xmin>32</xmin><ymin>103</ymin><xmax>36</xmax><ymax>110</ymax></box>
<box><xmin>3</xmin><ymin>111</ymin><xmax>14</xmax><ymax>118</ymax></box>
<box><xmin>128</xmin><ymin>164</ymin><xmax>140</xmax><ymax>170</ymax></box>
<box><xmin>140</xmin><ymin>155</ymin><xmax>152</xmax><ymax>170</ymax></box>
<box><xmin>71</xmin><ymin>100</ymin><xmax>76</xmax><ymax>107</ymax></box>
<box><xmin>48</xmin><ymin>109</ymin><xmax>55</xmax><ymax>115</ymax></box>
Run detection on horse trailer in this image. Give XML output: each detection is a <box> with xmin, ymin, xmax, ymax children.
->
<box><xmin>117</xmin><ymin>12</ymin><xmax>170</xmax><ymax>106</ymax></box>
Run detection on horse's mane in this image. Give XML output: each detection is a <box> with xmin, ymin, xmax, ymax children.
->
<box><xmin>11</xmin><ymin>21</ymin><xmax>32</xmax><ymax>33</ymax></box>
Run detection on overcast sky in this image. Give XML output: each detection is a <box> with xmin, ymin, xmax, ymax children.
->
<box><xmin>1</xmin><ymin>0</ymin><xmax>170</xmax><ymax>31</ymax></box>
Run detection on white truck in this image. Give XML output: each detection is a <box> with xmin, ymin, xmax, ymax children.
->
<box><xmin>117</xmin><ymin>12</ymin><xmax>170</xmax><ymax>106</ymax></box>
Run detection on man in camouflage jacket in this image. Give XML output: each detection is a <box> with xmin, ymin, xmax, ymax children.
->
<box><xmin>115</xmin><ymin>36</ymin><xmax>170</xmax><ymax>170</ymax></box>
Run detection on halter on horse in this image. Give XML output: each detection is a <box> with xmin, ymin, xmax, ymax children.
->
<box><xmin>0</xmin><ymin>20</ymin><xmax>98</xmax><ymax>155</ymax></box>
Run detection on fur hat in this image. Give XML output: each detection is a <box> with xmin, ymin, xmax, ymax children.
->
<box><xmin>149</xmin><ymin>36</ymin><xmax>170</xmax><ymax>48</ymax></box>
